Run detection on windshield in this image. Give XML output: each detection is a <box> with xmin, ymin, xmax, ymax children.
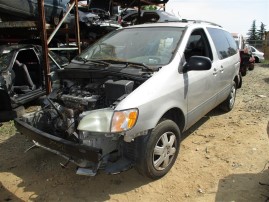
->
<box><xmin>74</xmin><ymin>27</ymin><xmax>184</xmax><ymax>66</ymax></box>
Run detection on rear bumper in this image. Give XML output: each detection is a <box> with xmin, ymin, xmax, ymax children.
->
<box><xmin>14</xmin><ymin>118</ymin><xmax>101</xmax><ymax>163</ymax></box>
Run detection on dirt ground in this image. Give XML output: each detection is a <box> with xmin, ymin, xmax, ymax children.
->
<box><xmin>0</xmin><ymin>64</ymin><xmax>269</xmax><ymax>202</ymax></box>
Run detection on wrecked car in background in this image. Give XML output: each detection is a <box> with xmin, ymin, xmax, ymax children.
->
<box><xmin>0</xmin><ymin>0</ymin><xmax>69</xmax><ymax>25</ymax></box>
<box><xmin>67</xmin><ymin>0</ymin><xmax>176</xmax><ymax>40</ymax></box>
<box><xmin>232</xmin><ymin>33</ymin><xmax>254</xmax><ymax>76</ymax></box>
<box><xmin>239</xmin><ymin>46</ymin><xmax>255</xmax><ymax>76</ymax></box>
<box><xmin>0</xmin><ymin>44</ymin><xmax>68</xmax><ymax>122</ymax></box>
<box><xmin>72</xmin><ymin>7</ymin><xmax>121</xmax><ymax>41</ymax></box>
<box><xmin>15</xmin><ymin>21</ymin><xmax>241</xmax><ymax>179</ymax></box>
<box><xmin>121</xmin><ymin>10</ymin><xmax>180</xmax><ymax>26</ymax></box>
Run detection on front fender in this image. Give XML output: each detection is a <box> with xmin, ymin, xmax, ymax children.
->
<box><xmin>115</xmin><ymin>65</ymin><xmax>187</xmax><ymax>142</ymax></box>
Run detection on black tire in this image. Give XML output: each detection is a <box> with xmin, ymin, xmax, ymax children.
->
<box><xmin>220</xmin><ymin>81</ymin><xmax>236</xmax><ymax>112</ymax></box>
<box><xmin>135</xmin><ymin>120</ymin><xmax>181</xmax><ymax>179</ymax></box>
<box><xmin>255</xmin><ymin>57</ymin><xmax>259</xmax><ymax>63</ymax></box>
<box><xmin>248</xmin><ymin>64</ymin><xmax>254</xmax><ymax>71</ymax></box>
<box><xmin>241</xmin><ymin>66</ymin><xmax>247</xmax><ymax>76</ymax></box>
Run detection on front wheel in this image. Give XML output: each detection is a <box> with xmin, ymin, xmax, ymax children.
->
<box><xmin>220</xmin><ymin>81</ymin><xmax>236</xmax><ymax>112</ymax></box>
<box><xmin>135</xmin><ymin>120</ymin><xmax>181</xmax><ymax>179</ymax></box>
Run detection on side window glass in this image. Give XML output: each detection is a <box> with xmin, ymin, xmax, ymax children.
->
<box><xmin>207</xmin><ymin>28</ymin><xmax>237</xmax><ymax>59</ymax></box>
<box><xmin>184</xmin><ymin>29</ymin><xmax>213</xmax><ymax>61</ymax></box>
<box><xmin>224</xmin><ymin>31</ymin><xmax>237</xmax><ymax>56</ymax></box>
<box><xmin>207</xmin><ymin>28</ymin><xmax>229</xmax><ymax>59</ymax></box>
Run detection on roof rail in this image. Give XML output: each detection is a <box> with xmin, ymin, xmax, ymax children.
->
<box><xmin>181</xmin><ymin>19</ymin><xmax>222</xmax><ymax>27</ymax></box>
<box><xmin>145</xmin><ymin>19</ymin><xmax>222</xmax><ymax>27</ymax></box>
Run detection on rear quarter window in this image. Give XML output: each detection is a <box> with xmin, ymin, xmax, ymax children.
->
<box><xmin>224</xmin><ymin>31</ymin><xmax>237</xmax><ymax>55</ymax></box>
<box><xmin>207</xmin><ymin>28</ymin><xmax>237</xmax><ymax>60</ymax></box>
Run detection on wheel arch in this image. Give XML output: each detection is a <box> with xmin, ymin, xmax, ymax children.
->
<box><xmin>254</xmin><ymin>56</ymin><xmax>259</xmax><ymax>63</ymax></box>
<box><xmin>158</xmin><ymin>107</ymin><xmax>185</xmax><ymax>133</ymax></box>
<box><xmin>234</xmin><ymin>73</ymin><xmax>242</xmax><ymax>89</ymax></box>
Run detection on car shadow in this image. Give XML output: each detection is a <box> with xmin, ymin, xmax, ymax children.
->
<box><xmin>182</xmin><ymin>108</ymin><xmax>224</xmax><ymax>140</ymax></box>
<box><xmin>0</xmin><ymin>127</ymin><xmax>151</xmax><ymax>201</ymax></box>
<box><xmin>215</xmin><ymin>170</ymin><xmax>269</xmax><ymax>201</ymax></box>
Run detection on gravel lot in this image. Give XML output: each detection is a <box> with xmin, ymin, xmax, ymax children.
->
<box><xmin>0</xmin><ymin>64</ymin><xmax>269</xmax><ymax>202</ymax></box>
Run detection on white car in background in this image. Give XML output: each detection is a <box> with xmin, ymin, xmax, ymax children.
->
<box><xmin>248</xmin><ymin>45</ymin><xmax>265</xmax><ymax>63</ymax></box>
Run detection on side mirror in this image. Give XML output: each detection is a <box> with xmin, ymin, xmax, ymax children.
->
<box><xmin>183</xmin><ymin>56</ymin><xmax>212</xmax><ymax>73</ymax></box>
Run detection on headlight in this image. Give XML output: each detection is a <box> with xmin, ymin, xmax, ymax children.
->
<box><xmin>78</xmin><ymin>108</ymin><xmax>138</xmax><ymax>133</ymax></box>
<box><xmin>78</xmin><ymin>108</ymin><xmax>114</xmax><ymax>133</ymax></box>
<box><xmin>111</xmin><ymin>109</ymin><xmax>138</xmax><ymax>133</ymax></box>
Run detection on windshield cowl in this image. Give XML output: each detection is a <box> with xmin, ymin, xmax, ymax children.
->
<box><xmin>71</xmin><ymin>58</ymin><xmax>161</xmax><ymax>72</ymax></box>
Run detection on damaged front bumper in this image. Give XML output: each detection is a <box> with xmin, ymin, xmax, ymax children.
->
<box><xmin>14</xmin><ymin>118</ymin><xmax>134</xmax><ymax>176</ymax></box>
<box><xmin>15</xmin><ymin>118</ymin><xmax>101</xmax><ymax>163</ymax></box>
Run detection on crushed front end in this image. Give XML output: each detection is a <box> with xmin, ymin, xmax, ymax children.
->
<box><xmin>14</xmin><ymin>66</ymin><xmax>149</xmax><ymax>176</ymax></box>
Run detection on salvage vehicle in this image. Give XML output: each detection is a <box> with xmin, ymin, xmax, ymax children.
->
<box><xmin>15</xmin><ymin>21</ymin><xmax>242</xmax><ymax>179</ymax></box>
<box><xmin>0</xmin><ymin>0</ymin><xmax>69</xmax><ymax>25</ymax></box>
<box><xmin>239</xmin><ymin>47</ymin><xmax>255</xmax><ymax>76</ymax></box>
<box><xmin>121</xmin><ymin>10</ymin><xmax>180</xmax><ymax>26</ymax></box>
<box><xmin>68</xmin><ymin>7</ymin><xmax>122</xmax><ymax>41</ymax></box>
<box><xmin>232</xmin><ymin>34</ymin><xmax>255</xmax><ymax>76</ymax></box>
<box><xmin>0</xmin><ymin>44</ymin><xmax>68</xmax><ymax>122</ymax></box>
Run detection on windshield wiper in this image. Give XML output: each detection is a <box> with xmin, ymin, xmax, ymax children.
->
<box><xmin>126</xmin><ymin>61</ymin><xmax>156</xmax><ymax>71</ymax></box>
<box><xmin>75</xmin><ymin>58</ymin><xmax>159</xmax><ymax>71</ymax></box>
<box><xmin>74</xmin><ymin>57</ymin><xmax>109</xmax><ymax>66</ymax></box>
<box><xmin>99</xmin><ymin>59</ymin><xmax>158</xmax><ymax>71</ymax></box>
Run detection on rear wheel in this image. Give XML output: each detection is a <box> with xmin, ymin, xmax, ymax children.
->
<box><xmin>220</xmin><ymin>81</ymin><xmax>236</xmax><ymax>112</ymax></box>
<box><xmin>241</xmin><ymin>66</ymin><xmax>247</xmax><ymax>76</ymax></box>
<box><xmin>135</xmin><ymin>120</ymin><xmax>181</xmax><ymax>179</ymax></box>
<box><xmin>248</xmin><ymin>64</ymin><xmax>255</xmax><ymax>71</ymax></box>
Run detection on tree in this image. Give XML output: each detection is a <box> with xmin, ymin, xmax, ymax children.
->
<box><xmin>247</xmin><ymin>20</ymin><xmax>258</xmax><ymax>42</ymax></box>
<box><xmin>257</xmin><ymin>22</ymin><xmax>266</xmax><ymax>40</ymax></box>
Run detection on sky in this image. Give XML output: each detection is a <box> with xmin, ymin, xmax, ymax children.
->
<box><xmin>165</xmin><ymin>0</ymin><xmax>269</xmax><ymax>37</ymax></box>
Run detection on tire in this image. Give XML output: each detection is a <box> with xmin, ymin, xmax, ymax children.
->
<box><xmin>241</xmin><ymin>66</ymin><xmax>247</xmax><ymax>76</ymax></box>
<box><xmin>248</xmin><ymin>64</ymin><xmax>254</xmax><ymax>71</ymax></box>
<box><xmin>220</xmin><ymin>81</ymin><xmax>236</xmax><ymax>112</ymax></box>
<box><xmin>135</xmin><ymin>120</ymin><xmax>181</xmax><ymax>179</ymax></box>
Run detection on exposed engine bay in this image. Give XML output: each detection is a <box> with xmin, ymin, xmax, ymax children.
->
<box><xmin>32</xmin><ymin>77</ymin><xmax>135</xmax><ymax>139</ymax></box>
<box><xmin>18</xmin><ymin>67</ymin><xmax>151</xmax><ymax>174</ymax></box>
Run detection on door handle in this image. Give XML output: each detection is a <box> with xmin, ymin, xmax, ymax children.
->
<box><xmin>213</xmin><ymin>68</ymin><xmax>217</xmax><ymax>75</ymax></box>
<box><xmin>220</xmin><ymin>66</ymin><xmax>224</xmax><ymax>73</ymax></box>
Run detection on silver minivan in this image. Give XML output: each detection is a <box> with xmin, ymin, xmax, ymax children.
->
<box><xmin>15</xmin><ymin>21</ymin><xmax>241</xmax><ymax>179</ymax></box>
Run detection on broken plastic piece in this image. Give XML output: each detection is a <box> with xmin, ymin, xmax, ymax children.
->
<box><xmin>76</xmin><ymin>167</ymin><xmax>97</xmax><ymax>176</ymax></box>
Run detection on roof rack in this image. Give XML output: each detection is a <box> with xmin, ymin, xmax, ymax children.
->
<box><xmin>154</xmin><ymin>19</ymin><xmax>222</xmax><ymax>27</ymax></box>
<box><xmin>181</xmin><ymin>19</ymin><xmax>222</xmax><ymax>27</ymax></box>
